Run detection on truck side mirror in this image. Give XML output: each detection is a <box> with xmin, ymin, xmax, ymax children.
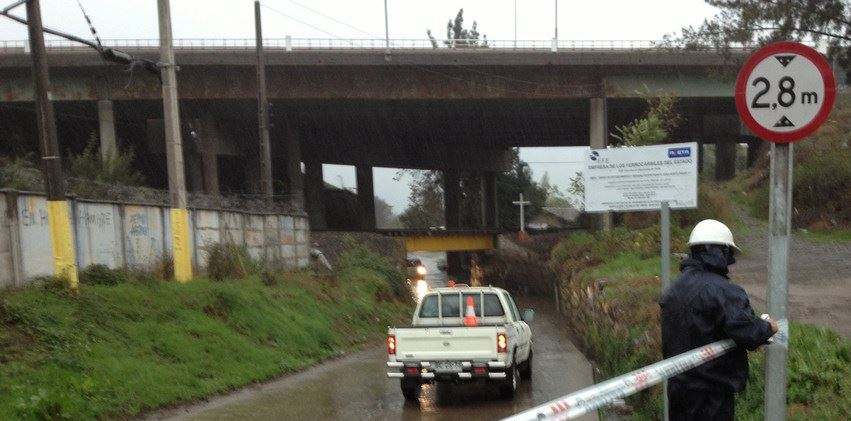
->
<box><xmin>522</xmin><ymin>309</ymin><xmax>535</xmax><ymax>322</ymax></box>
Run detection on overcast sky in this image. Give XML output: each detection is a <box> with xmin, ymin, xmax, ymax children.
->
<box><xmin>0</xmin><ymin>0</ymin><xmax>721</xmax><ymax>214</ymax></box>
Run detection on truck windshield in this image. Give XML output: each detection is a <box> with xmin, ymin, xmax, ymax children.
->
<box><xmin>418</xmin><ymin>292</ymin><xmax>505</xmax><ymax>318</ymax></box>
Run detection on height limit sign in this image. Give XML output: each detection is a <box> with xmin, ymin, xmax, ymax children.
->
<box><xmin>735</xmin><ymin>41</ymin><xmax>835</xmax><ymax>143</ymax></box>
<box><xmin>735</xmin><ymin>41</ymin><xmax>836</xmax><ymax>421</ymax></box>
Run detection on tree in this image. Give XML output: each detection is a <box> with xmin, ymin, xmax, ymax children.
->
<box><xmin>398</xmin><ymin>171</ymin><xmax>445</xmax><ymax>229</ymax></box>
<box><xmin>611</xmin><ymin>87</ymin><xmax>682</xmax><ymax>147</ymax></box>
<box><xmin>375</xmin><ymin>196</ymin><xmax>402</xmax><ymax>229</ymax></box>
<box><xmin>397</xmin><ymin>150</ymin><xmax>546</xmax><ymax>230</ymax></box>
<box><xmin>496</xmin><ymin>149</ymin><xmax>547</xmax><ymax>229</ymax></box>
<box><xmin>427</xmin><ymin>8</ymin><xmax>489</xmax><ymax>48</ymax></box>
<box><xmin>663</xmin><ymin>1</ymin><xmax>851</xmax><ymax>78</ymax></box>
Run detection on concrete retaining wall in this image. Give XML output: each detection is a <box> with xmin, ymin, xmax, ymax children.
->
<box><xmin>0</xmin><ymin>190</ymin><xmax>310</xmax><ymax>288</ymax></box>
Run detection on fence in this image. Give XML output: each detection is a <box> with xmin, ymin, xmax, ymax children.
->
<box><xmin>0</xmin><ymin>190</ymin><xmax>310</xmax><ymax>287</ymax></box>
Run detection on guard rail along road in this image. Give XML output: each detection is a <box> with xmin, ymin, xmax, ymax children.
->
<box><xmin>498</xmin><ymin>320</ymin><xmax>788</xmax><ymax>421</ymax></box>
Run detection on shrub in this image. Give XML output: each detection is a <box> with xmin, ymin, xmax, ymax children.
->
<box><xmin>205</xmin><ymin>242</ymin><xmax>256</xmax><ymax>281</ymax></box>
<box><xmin>336</xmin><ymin>236</ymin><xmax>408</xmax><ymax>300</ymax></box>
<box><xmin>79</xmin><ymin>264</ymin><xmax>129</xmax><ymax>286</ymax></box>
<box><xmin>68</xmin><ymin>135</ymin><xmax>145</xmax><ymax>198</ymax></box>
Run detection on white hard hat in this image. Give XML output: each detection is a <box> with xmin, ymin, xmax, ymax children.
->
<box><xmin>688</xmin><ymin>219</ymin><xmax>740</xmax><ymax>251</ymax></box>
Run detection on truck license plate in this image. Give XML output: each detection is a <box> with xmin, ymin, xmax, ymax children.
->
<box><xmin>432</xmin><ymin>361</ymin><xmax>463</xmax><ymax>372</ymax></box>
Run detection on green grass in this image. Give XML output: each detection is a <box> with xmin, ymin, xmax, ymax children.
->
<box><xmin>0</xmin><ymin>244</ymin><xmax>411</xmax><ymax>421</ymax></box>
<box><xmin>798</xmin><ymin>228</ymin><xmax>851</xmax><ymax>244</ymax></box>
<box><xmin>552</xmin><ymin>229</ymin><xmax>851</xmax><ymax>421</ymax></box>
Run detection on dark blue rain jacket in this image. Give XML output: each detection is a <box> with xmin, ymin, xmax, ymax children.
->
<box><xmin>659</xmin><ymin>247</ymin><xmax>774</xmax><ymax>393</ymax></box>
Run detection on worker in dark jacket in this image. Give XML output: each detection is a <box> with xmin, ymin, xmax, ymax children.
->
<box><xmin>660</xmin><ymin>219</ymin><xmax>777</xmax><ymax>421</ymax></box>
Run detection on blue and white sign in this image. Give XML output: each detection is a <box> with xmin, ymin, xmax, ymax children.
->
<box><xmin>584</xmin><ymin>142</ymin><xmax>699</xmax><ymax>212</ymax></box>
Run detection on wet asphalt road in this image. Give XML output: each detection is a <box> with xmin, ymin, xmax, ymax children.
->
<box><xmin>149</xmin><ymin>294</ymin><xmax>597</xmax><ymax>421</ymax></box>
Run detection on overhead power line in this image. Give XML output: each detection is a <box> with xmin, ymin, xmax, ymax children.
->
<box><xmin>283</xmin><ymin>0</ymin><xmax>382</xmax><ymax>39</ymax></box>
<box><xmin>0</xmin><ymin>0</ymin><xmax>161</xmax><ymax>82</ymax></box>
<box><xmin>254</xmin><ymin>1</ymin><xmax>344</xmax><ymax>39</ymax></box>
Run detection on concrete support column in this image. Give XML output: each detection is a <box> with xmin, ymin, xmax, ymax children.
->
<box><xmin>185</xmin><ymin>154</ymin><xmax>204</xmax><ymax>193</ymax></box>
<box><xmin>443</xmin><ymin>169</ymin><xmax>464</xmax><ymax>278</ymax></box>
<box><xmin>746</xmin><ymin>136</ymin><xmax>766</xmax><ymax>168</ymax></box>
<box><xmin>356</xmin><ymin>166</ymin><xmax>376</xmax><ymax>230</ymax></box>
<box><xmin>589</xmin><ymin>96</ymin><xmax>612</xmax><ymax>230</ymax></box>
<box><xmin>97</xmin><ymin>100</ymin><xmax>117</xmax><ymax>162</ymax></box>
<box><xmin>714</xmin><ymin>136</ymin><xmax>737</xmax><ymax>181</ymax></box>
<box><xmin>304</xmin><ymin>161</ymin><xmax>326</xmax><ymax>230</ymax></box>
<box><xmin>285</xmin><ymin>122</ymin><xmax>305</xmax><ymax>209</ymax></box>
<box><xmin>689</xmin><ymin>114</ymin><xmax>705</xmax><ymax>173</ymax></box>
<box><xmin>198</xmin><ymin>117</ymin><xmax>219</xmax><ymax>195</ymax></box>
<box><xmin>482</xmin><ymin>171</ymin><xmax>498</xmax><ymax>229</ymax></box>
<box><xmin>443</xmin><ymin>169</ymin><xmax>461</xmax><ymax>229</ymax></box>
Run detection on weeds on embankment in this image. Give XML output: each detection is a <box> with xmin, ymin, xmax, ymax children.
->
<box><xmin>0</xmin><ymin>239</ymin><xmax>412</xmax><ymax>421</ymax></box>
<box><xmin>551</xmin><ymin>229</ymin><xmax>851</xmax><ymax>421</ymax></box>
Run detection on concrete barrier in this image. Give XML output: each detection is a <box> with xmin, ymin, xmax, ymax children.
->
<box><xmin>0</xmin><ymin>190</ymin><xmax>310</xmax><ymax>287</ymax></box>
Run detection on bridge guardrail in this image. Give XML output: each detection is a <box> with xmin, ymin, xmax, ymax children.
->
<box><xmin>0</xmin><ymin>38</ymin><xmax>764</xmax><ymax>53</ymax></box>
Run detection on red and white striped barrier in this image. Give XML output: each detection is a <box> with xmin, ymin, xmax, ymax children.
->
<box><xmin>498</xmin><ymin>339</ymin><xmax>738</xmax><ymax>421</ymax></box>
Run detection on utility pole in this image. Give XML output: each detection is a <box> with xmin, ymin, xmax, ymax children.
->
<box><xmin>255</xmin><ymin>0</ymin><xmax>273</xmax><ymax>198</ymax></box>
<box><xmin>26</xmin><ymin>0</ymin><xmax>78</xmax><ymax>289</ymax></box>
<box><xmin>157</xmin><ymin>0</ymin><xmax>191</xmax><ymax>282</ymax></box>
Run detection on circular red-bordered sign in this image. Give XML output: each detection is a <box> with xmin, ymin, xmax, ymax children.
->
<box><xmin>735</xmin><ymin>41</ymin><xmax>836</xmax><ymax>143</ymax></box>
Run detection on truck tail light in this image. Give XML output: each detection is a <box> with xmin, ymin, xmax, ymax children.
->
<box><xmin>388</xmin><ymin>335</ymin><xmax>396</xmax><ymax>355</ymax></box>
<box><xmin>497</xmin><ymin>333</ymin><xmax>507</xmax><ymax>353</ymax></box>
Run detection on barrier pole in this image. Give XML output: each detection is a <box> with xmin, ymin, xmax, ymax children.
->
<box><xmin>498</xmin><ymin>339</ymin><xmax>738</xmax><ymax>421</ymax></box>
<box><xmin>660</xmin><ymin>200</ymin><xmax>671</xmax><ymax>421</ymax></box>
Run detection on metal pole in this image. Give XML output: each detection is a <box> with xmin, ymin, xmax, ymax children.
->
<box><xmin>26</xmin><ymin>0</ymin><xmax>78</xmax><ymax>289</ymax></box>
<box><xmin>513</xmin><ymin>0</ymin><xmax>517</xmax><ymax>48</ymax></box>
<box><xmin>554</xmin><ymin>0</ymin><xmax>558</xmax><ymax>42</ymax></box>
<box><xmin>254</xmin><ymin>0</ymin><xmax>272</xmax><ymax>198</ymax></box>
<box><xmin>764</xmin><ymin>142</ymin><xmax>792</xmax><ymax>421</ymax></box>
<box><xmin>158</xmin><ymin>0</ymin><xmax>192</xmax><ymax>281</ymax></box>
<box><xmin>383</xmin><ymin>0</ymin><xmax>390</xmax><ymax>54</ymax></box>
<box><xmin>660</xmin><ymin>200</ymin><xmax>671</xmax><ymax>421</ymax></box>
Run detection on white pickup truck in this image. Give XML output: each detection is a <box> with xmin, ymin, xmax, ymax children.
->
<box><xmin>386</xmin><ymin>286</ymin><xmax>534</xmax><ymax>400</ymax></box>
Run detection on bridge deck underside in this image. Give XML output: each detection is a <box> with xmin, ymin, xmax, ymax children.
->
<box><xmin>0</xmin><ymin>96</ymin><xmax>737</xmax><ymax>174</ymax></box>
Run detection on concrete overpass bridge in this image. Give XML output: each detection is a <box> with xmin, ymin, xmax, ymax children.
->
<box><xmin>0</xmin><ymin>39</ymin><xmax>756</xmax><ymax>243</ymax></box>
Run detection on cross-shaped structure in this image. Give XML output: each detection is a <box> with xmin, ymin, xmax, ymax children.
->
<box><xmin>512</xmin><ymin>193</ymin><xmax>531</xmax><ymax>232</ymax></box>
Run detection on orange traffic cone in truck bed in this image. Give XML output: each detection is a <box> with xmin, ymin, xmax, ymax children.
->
<box><xmin>464</xmin><ymin>296</ymin><xmax>478</xmax><ymax>327</ymax></box>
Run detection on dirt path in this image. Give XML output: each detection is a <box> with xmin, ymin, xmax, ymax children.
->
<box><xmin>730</xmin><ymin>209</ymin><xmax>851</xmax><ymax>339</ymax></box>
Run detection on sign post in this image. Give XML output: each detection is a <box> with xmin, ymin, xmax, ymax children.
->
<box><xmin>734</xmin><ymin>41</ymin><xmax>835</xmax><ymax>421</ymax></box>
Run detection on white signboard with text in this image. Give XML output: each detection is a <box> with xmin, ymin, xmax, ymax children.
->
<box><xmin>583</xmin><ymin>142</ymin><xmax>698</xmax><ymax>212</ymax></box>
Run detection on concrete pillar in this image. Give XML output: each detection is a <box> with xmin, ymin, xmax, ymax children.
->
<box><xmin>356</xmin><ymin>166</ymin><xmax>376</xmax><ymax>230</ymax></box>
<box><xmin>304</xmin><ymin>161</ymin><xmax>326</xmax><ymax>230</ymax></box>
<box><xmin>444</xmin><ymin>169</ymin><xmax>461</xmax><ymax>229</ymax></box>
<box><xmin>285</xmin><ymin>122</ymin><xmax>305</xmax><ymax>208</ymax></box>
<box><xmin>185</xmin><ymin>154</ymin><xmax>204</xmax><ymax>193</ymax></box>
<box><xmin>589</xmin><ymin>96</ymin><xmax>613</xmax><ymax>230</ymax></box>
<box><xmin>443</xmin><ymin>169</ymin><xmax>464</xmax><ymax>278</ymax></box>
<box><xmin>746</xmin><ymin>136</ymin><xmax>765</xmax><ymax>168</ymax></box>
<box><xmin>482</xmin><ymin>171</ymin><xmax>498</xmax><ymax>229</ymax></box>
<box><xmin>97</xmin><ymin>100</ymin><xmax>117</xmax><ymax>162</ymax></box>
<box><xmin>689</xmin><ymin>114</ymin><xmax>705</xmax><ymax>173</ymax></box>
<box><xmin>198</xmin><ymin>117</ymin><xmax>219</xmax><ymax>195</ymax></box>
<box><xmin>714</xmin><ymin>136</ymin><xmax>737</xmax><ymax>181</ymax></box>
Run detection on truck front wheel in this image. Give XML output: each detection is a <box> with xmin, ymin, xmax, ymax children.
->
<box><xmin>400</xmin><ymin>378</ymin><xmax>420</xmax><ymax>401</ymax></box>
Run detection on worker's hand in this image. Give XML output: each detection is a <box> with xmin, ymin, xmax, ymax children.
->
<box><xmin>766</xmin><ymin>317</ymin><xmax>779</xmax><ymax>335</ymax></box>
